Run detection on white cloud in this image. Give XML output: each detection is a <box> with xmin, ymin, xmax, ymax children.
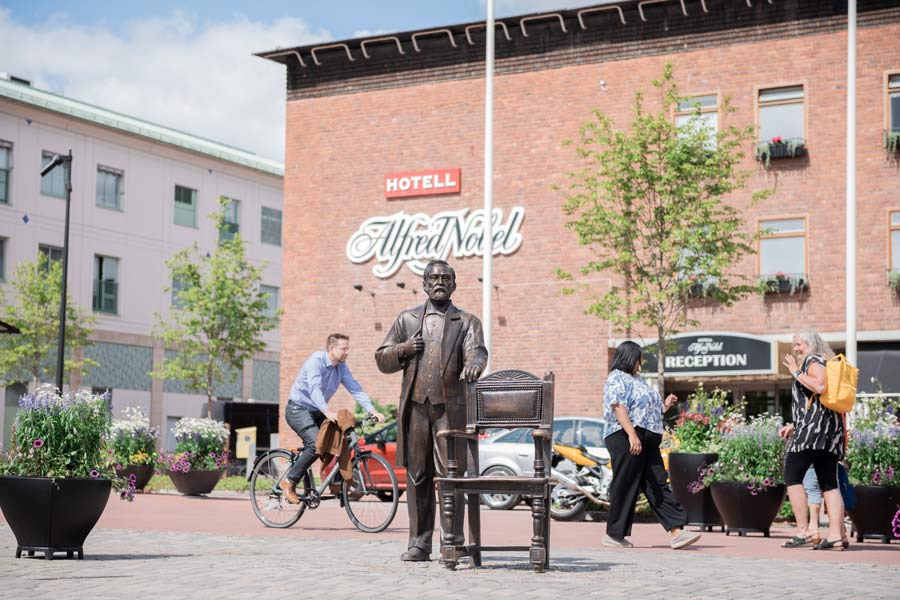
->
<box><xmin>0</xmin><ymin>8</ymin><xmax>332</xmax><ymax>162</ymax></box>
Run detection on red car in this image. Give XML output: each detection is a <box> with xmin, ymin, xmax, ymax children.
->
<box><xmin>358</xmin><ymin>421</ymin><xmax>406</xmax><ymax>495</ymax></box>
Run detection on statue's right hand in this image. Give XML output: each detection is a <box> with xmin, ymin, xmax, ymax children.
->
<box><xmin>400</xmin><ymin>333</ymin><xmax>424</xmax><ymax>357</ymax></box>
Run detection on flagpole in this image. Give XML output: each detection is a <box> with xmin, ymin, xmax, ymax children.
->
<box><xmin>482</xmin><ymin>0</ymin><xmax>495</xmax><ymax>373</ymax></box>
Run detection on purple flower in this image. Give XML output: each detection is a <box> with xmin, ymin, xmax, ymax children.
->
<box><xmin>33</xmin><ymin>439</ymin><xmax>44</xmax><ymax>448</ymax></box>
<box><xmin>129</xmin><ymin>474</ymin><xmax>137</xmax><ymax>482</ymax></box>
<box><xmin>874</xmin><ymin>471</ymin><xmax>882</xmax><ymax>485</ymax></box>
<box><xmin>90</xmin><ymin>470</ymin><xmax>100</xmax><ymax>478</ymax></box>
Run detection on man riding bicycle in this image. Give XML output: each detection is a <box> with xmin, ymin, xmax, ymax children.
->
<box><xmin>282</xmin><ymin>333</ymin><xmax>385</xmax><ymax>504</ymax></box>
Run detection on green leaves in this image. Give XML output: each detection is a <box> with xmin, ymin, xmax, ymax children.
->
<box><xmin>0</xmin><ymin>253</ymin><xmax>96</xmax><ymax>387</ymax></box>
<box><xmin>558</xmin><ymin>63</ymin><xmax>772</xmax><ymax>381</ymax></box>
<box><xmin>152</xmin><ymin>197</ymin><xmax>280</xmax><ymax>417</ymax></box>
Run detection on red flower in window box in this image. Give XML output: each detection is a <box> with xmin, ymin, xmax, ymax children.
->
<box><xmin>771</xmin><ymin>136</ymin><xmax>783</xmax><ymax>144</ymax></box>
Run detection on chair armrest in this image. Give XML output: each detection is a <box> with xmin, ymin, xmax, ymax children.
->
<box><xmin>532</xmin><ymin>429</ymin><xmax>551</xmax><ymax>441</ymax></box>
<box><xmin>436</xmin><ymin>429</ymin><xmax>479</xmax><ymax>440</ymax></box>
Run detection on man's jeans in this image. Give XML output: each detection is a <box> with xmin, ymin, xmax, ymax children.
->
<box><xmin>285</xmin><ymin>403</ymin><xmax>325</xmax><ymax>484</ymax></box>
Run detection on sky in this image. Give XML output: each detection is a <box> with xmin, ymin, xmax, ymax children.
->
<box><xmin>0</xmin><ymin>1</ymin><xmax>600</xmax><ymax>163</ymax></box>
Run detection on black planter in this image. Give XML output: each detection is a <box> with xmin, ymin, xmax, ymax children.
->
<box><xmin>167</xmin><ymin>468</ymin><xmax>224</xmax><ymax>495</ymax></box>
<box><xmin>668</xmin><ymin>452</ymin><xmax>724</xmax><ymax>531</ymax></box>
<box><xmin>116</xmin><ymin>464</ymin><xmax>154</xmax><ymax>491</ymax></box>
<box><xmin>710</xmin><ymin>481</ymin><xmax>786</xmax><ymax>537</ymax></box>
<box><xmin>0</xmin><ymin>475</ymin><xmax>111</xmax><ymax>559</ymax></box>
<box><xmin>848</xmin><ymin>485</ymin><xmax>900</xmax><ymax>543</ymax></box>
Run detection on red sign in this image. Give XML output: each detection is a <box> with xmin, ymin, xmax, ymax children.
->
<box><xmin>384</xmin><ymin>168</ymin><xmax>461</xmax><ymax>199</ymax></box>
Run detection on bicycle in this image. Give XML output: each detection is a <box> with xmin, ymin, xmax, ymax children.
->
<box><xmin>248</xmin><ymin>417</ymin><xmax>399</xmax><ymax>533</ymax></box>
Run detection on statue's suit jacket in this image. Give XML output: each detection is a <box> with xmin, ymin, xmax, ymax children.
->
<box><xmin>375</xmin><ymin>302</ymin><xmax>488</xmax><ymax>468</ymax></box>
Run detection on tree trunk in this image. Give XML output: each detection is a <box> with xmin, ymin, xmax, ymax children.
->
<box><xmin>206</xmin><ymin>365</ymin><xmax>214</xmax><ymax>419</ymax></box>
<box><xmin>656</xmin><ymin>317</ymin><xmax>666</xmax><ymax>397</ymax></box>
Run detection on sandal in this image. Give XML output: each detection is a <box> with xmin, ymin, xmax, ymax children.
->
<box><xmin>813</xmin><ymin>538</ymin><xmax>845</xmax><ymax>551</ymax></box>
<box><xmin>782</xmin><ymin>535</ymin><xmax>813</xmax><ymax>548</ymax></box>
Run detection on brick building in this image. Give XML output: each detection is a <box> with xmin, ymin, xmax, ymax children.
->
<box><xmin>260</xmin><ymin>0</ymin><xmax>900</xmax><ymax>443</ymax></box>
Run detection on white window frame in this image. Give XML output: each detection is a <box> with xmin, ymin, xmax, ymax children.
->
<box><xmin>93</xmin><ymin>254</ymin><xmax>120</xmax><ymax>315</ymax></box>
<box><xmin>220</xmin><ymin>197</ymin><xmax>240</xmax><ymax>243</ymax></box>
<box><xmin>40</xmin><ymin>150</ymin><xmax>68</xmax><ymax>199</ymax></box>
<box><xmin>0</xmin><ymin>140</ymin><xmax>12</xmax><ymax>205</ymax></box>
<box><xmin>757</xmin><ymin>85</ymin><xmax>806</xmax><ymax>145</ymax></box>
<box><xmin>96</xmin><ymin>165</ymin><xmax>124</xmax><ymax>210</ymax></box>
<box><xmin>174</xmin><ymin>185</ymin><xmax>198</xmax><ymax>228</ymax></box>
<box><xmin>261</xmin><ymin>206</ymin><xmax>282</xmax><ymax>246</ymax></box>
<box><xmin>675</xmin><ymin>94</ymin><xmax>718</xmax><ymax>150</ymax></box>
<box><xmin>260</xmin><ymin>284</ymin><xmax>280</xmax><ymax>320</ymax></box>
<box><xmin>758</xmin><ymin>217</ymin><xmax>808</xmax><ymax>279</ymax></box>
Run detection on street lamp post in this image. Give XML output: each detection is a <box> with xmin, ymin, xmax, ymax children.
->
<box><xmin>40</xmin><ymin>150</ymin><xmax>73</xmax><ymax>392</ymax></box>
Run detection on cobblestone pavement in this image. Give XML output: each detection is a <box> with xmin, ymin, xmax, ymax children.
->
<box><xmin>0</xmin><ymin>526</ymin><xmax>898</xmax><ymax>600</ymax></box>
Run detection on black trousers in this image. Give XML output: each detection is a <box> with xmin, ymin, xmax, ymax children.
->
<box><xmin>606</xmin><ymin>428</ymin><xmax>687</xmax><ymax>539</ymax></box>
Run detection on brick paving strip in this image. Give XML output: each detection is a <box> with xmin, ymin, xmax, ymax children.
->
<box><xmin>0</xmin><ymin>528</ymin><xmax>897</xmax><ymax>600</ymax></box>
<box><xmin>1</xmin><ymin>494</ymin><xmax>898</xmax><ymax>599</ymax></box>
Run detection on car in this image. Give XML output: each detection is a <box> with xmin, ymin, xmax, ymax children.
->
<box><xmin>477</xmin><ymin>416</ymin><xmax>610</xmax><ymax>510</ymax></box>
<box><xmin>357</xmin><ymin>421</ymin><xmax>406</xmax><ymax>498</ymax></box>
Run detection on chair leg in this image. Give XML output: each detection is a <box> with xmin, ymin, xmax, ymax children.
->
<box><xmin>530</xmin><ymin>491</ymin><xmax>547</xmax><ymax>572</ymax></box>
<box><xmin>467</xmin><ymin>492</ymin><xmax>482</xmax><ymax>567</ymax></box>
<box><xmin>440</xmin><ymin>485</ymin><xmax>458</xmax><ymax>570</ymax></box>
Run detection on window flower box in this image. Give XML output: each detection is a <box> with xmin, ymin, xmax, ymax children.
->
<box><xmin>888</xmin><ymin>270</ymin><xmax>900</xmax><ymax>293</ymax></box>
<box><xmin>886</xmin><ymin>131</ymin><xmax>900</xmax><ymax>153</ymax></box>
<box><xmin>757</xmin><ymin>272</ymin><xmax>808</xmax><ymax>295</ymax></box>
<box><xmin>756</xmin><ymin>136</ymin><xmax>806</xmax><ymax>166</ymax></box>
<box><xmin>686</xmin><ymin>280</ymin><xmax>717</xmax><ymax>299</ymax></box>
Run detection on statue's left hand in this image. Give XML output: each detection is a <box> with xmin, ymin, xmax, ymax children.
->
<box><xmin>461</xmin><ymin>363</ymin><xmax>483</xmax><ymax>382</ymax></box>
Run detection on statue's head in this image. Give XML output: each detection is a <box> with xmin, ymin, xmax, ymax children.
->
<box><xmin>422</xmin><ymin>260</ymin><xmax>456</xmax><ymax>304</ymax></box>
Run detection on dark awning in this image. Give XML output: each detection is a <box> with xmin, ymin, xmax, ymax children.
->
<box><xmin>0</xmin><ymin>320</ymin><xmax>20</xmax><ymax>334</ymax></box>
<box><xmin>857</xmin><ymin>350</ymin><xmax>900</xmax><ymax>393</ymax></box>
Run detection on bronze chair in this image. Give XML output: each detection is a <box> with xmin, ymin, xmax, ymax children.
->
<box><xmin>435</xmin><ymin>369</ymin><xmax>554</xmax><ymax>572</ymax></box>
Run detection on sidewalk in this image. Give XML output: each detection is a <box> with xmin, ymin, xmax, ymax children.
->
<box><xmin>1</xmin><ymin>493</ymin><xmax>897</xmax><ymax>599</ymax></box>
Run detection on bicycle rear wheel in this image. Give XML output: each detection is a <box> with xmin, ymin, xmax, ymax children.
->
<box><xmin>342</xmin><ymin>452</ymin><xmax>399</xmax><ymax>533</ymax></box>
<box><xmin>250</xmin><ymin>449</ymin><xmax>313</xmax><ymax>528</ymax></box>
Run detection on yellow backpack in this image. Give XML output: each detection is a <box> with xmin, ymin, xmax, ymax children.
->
<box><xmin>807</xmin><ymin>354</ymin><xmax>858</xmax><ymax>414</ymax></box>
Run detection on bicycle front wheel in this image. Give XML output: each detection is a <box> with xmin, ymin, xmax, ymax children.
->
<box><xmin>250</xmin><ymin>449</ymin><xmax>313</xmax><ymax>528</ymax></box>
<box><xmin>342</xmin><ymin>452</ymin><xmax>399</xmax><ymax>533</ymax></box>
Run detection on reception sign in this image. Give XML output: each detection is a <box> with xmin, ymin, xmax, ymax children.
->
<box><xmin>641</xmin><ymin>333</ymin><xmax>775</xmax><ymax>377</ymax></box>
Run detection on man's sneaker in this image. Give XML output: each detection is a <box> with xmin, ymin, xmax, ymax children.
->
<box><xmin>601</xmin><ymin>534</ymin><xmax>634</xmax><ymax>548</ymax></box>
<box><xmin>280</xmin><ymin>479</ymin><xmax>300</xmax><ymax>504</ymax></box>
<box><xmin>670</xmin><ymin>531</ymin><xmax>702</xmax><ymax>550</ymax></box>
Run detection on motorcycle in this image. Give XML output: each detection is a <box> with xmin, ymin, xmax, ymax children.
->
<box><xmin>549</xmin><ymin>442</ymin><xmax>648</xmax><ymax>521</ymax></box>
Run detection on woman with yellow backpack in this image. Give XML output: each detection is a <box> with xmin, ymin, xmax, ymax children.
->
<box><xmin>779</xmin><ymin>331</ymin><xmax>852</xmax><ymax>551</ymax></box>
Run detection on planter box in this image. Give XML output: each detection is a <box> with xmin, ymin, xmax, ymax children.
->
<box><xmin>167</xmin><ymin>468</ymin><xmax>225</xmax><ymax>495</ymax></box>
<box><xmin>757</xmin><ymin>140</ymin><xmax>806</xmax><ymax>164</ymax></box>
<box><xmin>848</xmin><ymin>485</ymin><xmax>900</xmax><ymax>543</ymax></box>
<box><xmin>668</xmin><ymin>452</ymin><xmax>724</xmax><ymax>531</ymax></box>
<box><xmin>0</xmin><ymin>475</ymin><xmax>111</xmax><ymax>559</ymax></box>
<box><xmin>763</xmin><ymin>278</ymin><xmax>808</xmax><ymax>295</ymax></box>
<box><xmin>116</xmin><ymin>464</ymin><xmax>154</xmax><ymax>491</ymax></box>
<box><xmin>710</xmin><ymin>481</ymin><xmax>786</xmax><ymax>537</ymax></box>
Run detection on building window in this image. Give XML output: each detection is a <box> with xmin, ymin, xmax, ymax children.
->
<box><xmin>758</xmin><ymin>86</ymin><xmax>805</xmax><ymax>145</ymax></box>
<box><xmin>261</xmin><ymin>206</ymin><xmax>282</xmax><ymax>246</ymax></box>
<box><xmin>888</xmin><ymin>75</ymin><xmax>900</xmax><ymax>150</ymax></box>
<box><xmin>891</xmin><ymin>211</ymin><xmax>900</xmax><ymax>273</ymax></box>
<box><xmin>93</xmin><ymin>255</ymin><xmax>119</xmax><ymax>314</ymax></box>
<box><xmin>96</xmin><ymin>165</ymin><xmax>123</xmax><ymax>210</ymax></box>
<box><xmin>759</xmin><ymin>218</ymin><xmax>806</xmax><ymax>278</ymax></box>
<box><xmin>174</xmin><ymin>185</ymin><xmax>198</xmax><ymax>228</ymax></box>
<box><xmin>41</xmin><ymin>151</ymin><xmax>68</xmax><ymax>198</ymax></box>
<box><xmin>675</xmin><ymin>94</ymin><xmax>718</xmax><ymax>149</ymax></box>
<box><xmin>260</xmin><ymin>284</ymin><xmax>280</xmax><ymax>319</ymax></box>
<box><xmin>39</xmin><ymin>244</ymin><xmax>63</xmax><ymax>272</ymax></box>
<box><xmin>171</xmin><ymin>274</ymin><xmax>190</xmax><ymax>309</ymax></box>
<box><xmin>220</xmin><ymin>198</ymin><xmax>240</xmax><ymax>243</ymax></box>
<box><xmin>0</xmin><ymin>140</ymin><xmax>11</xmax><ymax>204</ymax></box>
<box><xmin>0</xmin><ymin>237</ymin><xmax>6</xmax><ymax>281</ymax></box>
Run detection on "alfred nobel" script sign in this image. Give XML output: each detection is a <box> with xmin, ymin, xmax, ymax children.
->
<box><xmin>346</xmin><ymin>207</ymin><xmax>525</xmax><ymax>278</ymax></box>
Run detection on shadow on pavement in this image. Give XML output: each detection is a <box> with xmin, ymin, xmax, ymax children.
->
<box><xmin>454</xmin><ymin>555</ymin><xmax>620</xmax><ymax>573</ymax></box>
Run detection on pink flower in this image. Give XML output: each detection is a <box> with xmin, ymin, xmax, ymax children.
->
<box><xmin>90</xmin><ymin>470</ymin><xmax>100</xmax><ymax>478</ymax></box>
<box><xmin>772</xmin><ymin>136</ymin><xmax>783</xmax><ymax>143</ymax></box>
<box><xmin>33</xmin><ymin>439</ymin><xmax>44</xmax><ymax>448</ymax></box>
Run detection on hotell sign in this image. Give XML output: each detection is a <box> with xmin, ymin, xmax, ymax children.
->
<box><xmin>641</xmin><ymin>333</ymin><xmax>775</xmax><ymax>376</ymax></box>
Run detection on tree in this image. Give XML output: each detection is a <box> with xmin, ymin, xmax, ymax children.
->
<box><xmin>557</xmin><ymin>63</ymin><xmax>772</xmax><ymax>393</ymax></box>
<box><xmin>0</xmin><ymin>254</ymin><xmax>96</xmax><ymax>389</ymax></box>
<box><xmin>153</xmin><ymin>198</ymin><xmax>280</xmax><ymax>418</ymax></box>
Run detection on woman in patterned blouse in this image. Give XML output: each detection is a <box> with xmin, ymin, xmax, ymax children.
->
<box><xmin>601</xmin><ymin>341</ymin><xmax>702</xmax><ymax>550</ymax></box>
<box><xmin>779</xmin><ymin>331</ymin><xmax>847</xmax><ymax>550</ymax></box>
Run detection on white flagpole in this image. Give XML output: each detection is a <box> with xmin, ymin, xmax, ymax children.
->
<box><xmin>482</xmin><ymin>0</ymin><xmax>495</xmax><ymax>372</ymax></box>
<box><xmin>846</xmin><ymin>0</ymin><xmax>857</xmax><ymax>365</ymax></box>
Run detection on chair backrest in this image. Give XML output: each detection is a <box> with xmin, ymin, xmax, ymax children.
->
<box><xmin>466</xmin><ymin>370</ymin><xmax>554</xmax><ymax>432</ymax></box>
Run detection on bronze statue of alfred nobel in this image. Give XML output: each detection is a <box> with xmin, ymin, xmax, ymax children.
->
<box><xmin>375</xmin><ymin>259</ymin><xmax>487</xmax><ymax>562</ymax></box>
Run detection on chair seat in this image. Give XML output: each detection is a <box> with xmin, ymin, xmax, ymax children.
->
<box><xmin>435</xmin><ymin>476</ymin><xmax>549</xmax><ymax>494</ymax></box>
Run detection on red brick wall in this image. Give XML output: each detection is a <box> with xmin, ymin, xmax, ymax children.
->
<box><xmin>277</xmin><ymin>20</ymin><xmax>900</xmax><ymax>446</ymax></box>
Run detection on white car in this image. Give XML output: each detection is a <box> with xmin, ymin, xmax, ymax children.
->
<box><xmin>478</xmin><ymin>416</ymin><xmax>610</xmax><ymax>510</ymax></box>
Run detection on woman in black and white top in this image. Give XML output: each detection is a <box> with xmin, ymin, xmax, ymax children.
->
<box><xmin>779</xmin><ymin>331</ymin><xmax>846</xmax><ymax>550</ymax></box>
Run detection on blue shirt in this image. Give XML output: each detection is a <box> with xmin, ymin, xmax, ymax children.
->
<box><xmin>288</xmin><ymin>351</ymin><xmax>374</xmax><ymax>413</ymax></box>
<box><xmin>603</xmin><ymin>369</ymin><xmax>664</xmax><ymax>436</ymax></box>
